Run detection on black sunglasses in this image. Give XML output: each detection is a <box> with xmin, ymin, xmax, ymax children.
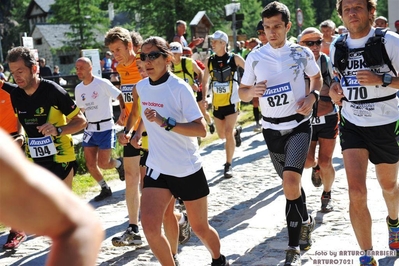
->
<box><xmin>257</xmin><ymin>31</ymin><xmax>266</xmax><ymax>36</ymax></box>
<box><xmin>304</xmin><ymin>40</ymin><xmax>322</xmax><ymax>47</ymax></box>
<box><xmin>140</xmin><ymin>51</ymin><xmax>166</xmax><ymax>61</ymax></box>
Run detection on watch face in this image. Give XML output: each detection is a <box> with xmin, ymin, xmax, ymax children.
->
<box><xmin>383</xmin><ymin>74</ymin><xmax>392</xmax><ymax>84</ymax></box>
<box><xmin>168</xmin><ymin>118</ymin><xmax>176</xmax><ymax>127</ymax></box>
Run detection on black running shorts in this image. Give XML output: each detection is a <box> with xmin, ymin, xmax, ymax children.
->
<box><xmin>123</xmin><ymin>131</ymin><xmax>141</xmax><ymax>157</ymax></box>
<box><xmin>36</xmin><ymin>160</ymin><xmax>78</xmax><ymax>180</ymax></box>
<box><xmin>143</xmin><ymin>168</ymin><xmax>210</xmax><ymax>201</ymax></box>
<box><xmin>213</xmin><ymin>103</ymin><xmax>239</xmax><ymax>120</ymax></box>
<box><xmin>311</xmin><ymin>113</ymin><xmax>339</xmax><ymax>141</ymax></box>
<box><xmin>339</xmin><ymin>117</ymin><xmax>399</xmax><ymax>164</ymax></box>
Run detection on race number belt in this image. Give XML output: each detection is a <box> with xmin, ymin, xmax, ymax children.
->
<box><xmin>262</xmin><ymin>114</ymin><xmax>304</xmax><ymax>124</ymax></box>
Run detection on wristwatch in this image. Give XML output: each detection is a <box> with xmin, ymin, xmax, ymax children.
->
<box><xmin>56</xmin><ymin>127</ymin><xmax>63</xmax><ymax>136</ymax></box>
<box><xmin>165</xmin><ymin>117</ymin><xmax>176</xmax><ymax>131</ymax></box>
<box><xmin>382</xmin><ymin>73</ymin><xmax>392</xmax><ymax>87</ymax></box>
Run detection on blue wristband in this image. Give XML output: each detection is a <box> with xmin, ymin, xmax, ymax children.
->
<box><xmin>333</xmin><ymin>76</ymin><xmax>340</xmax><ymax>83</ymax></box>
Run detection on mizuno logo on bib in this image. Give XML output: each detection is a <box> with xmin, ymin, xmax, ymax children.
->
<box><xmin>28</xmin><ymin>136</ymin><xmax>57</xmax><ymax>158</ymax></box>
<box><xmin>263</xmin><ymin>82</ymin><xmax>295</xmax><ymax>107</ymax></box>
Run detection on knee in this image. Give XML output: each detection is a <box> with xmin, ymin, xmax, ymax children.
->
<box><xmin>190</xmin><ymin>222</ymin><xmax>210</xmax><ymax>239</ymax></box>
<box><xmin>380</xmin><ymin>180</ymin><xmax>399</xmax><ymax>195</ymax></box>
<box><xmin>98</xmin><ymin>159</ymin><xmax>111</xmax><ymax>169</ymax></box>
<box><xmin>348</xmin><ymin>185</ymin><xmax>367</xmax><ymax>203</ymax></box>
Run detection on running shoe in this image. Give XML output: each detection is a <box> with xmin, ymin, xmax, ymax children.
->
<box><xmin>116</xmin><ymin>157</ymin><xmax>125</xmax><ymax>181</ymax></box>
<box><xmin>311</xmin><ymin>165</ymin><xmax>322</xmax><ymax>187</ymax></box>
<box><xmin>209</xmin><ymin>123</ymin><xmax>215</xmax><ymax>134</ymax></box>
<box><xmin>111</xmin><ymin>227</ymin><xmax>142</xmax><ymax>246</ymax></box>
<box><xmin>387</xmin><ymin>217</ymin><xmax>399</xmax><ymax>251</ymax></box>
<box><xmin>234</xmin><ymin>126</ymin><xmax>242</xmax><ymax>147</ymax></box>
<box><xmin>176</xmin><ymin>198</ymin><xmax>186</xmax><ymax>212</ymax></box>
<box><xmin>299</xmin><ymin>215</ymin><xmax>315</xmax><ymax>251</ymax></box>
<box><xmin>359</xmin><ymin>255</ymin><xmax>377</xmax><ymax>266</ymax></box>
<box><xmin>179</xmin><ymin>213</ymin><xmax>191</xmax><ymax>244</ymax></box>
<box><xmin>321</xmin><ymin>194</ymin><xmax>334</xmax><ymax>213</ymax></box>
<box><xmin>94</xmin><ymin>187</ymin><xmax>112</xmax><ymax>201</ymax></box>
<box><xmin>254</xmin><ymin>124</ymin><xmax>262</xmax><ymax>132</ymax></box>
<box><xmin>223</xmin><ymin>163</ymin><xmax>233</xmax><ymax>178</ymax></box>
<box><xmin>284</xmin><ymin>249</ymin><xmax>301</xmax><ymax>266</ymax></box>
<box><xmin>3</xmin><ymin>230</ymin><xmax>27</xmax><ymax>250</ymax></box>
<box><xmin>211</xmin><ymin>254</ymin><xmax>230</xmax><ymax>266</ymax></box>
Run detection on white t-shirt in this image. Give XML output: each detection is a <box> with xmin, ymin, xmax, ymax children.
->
<box><xmin>75</xmin><ymin>76</ymin><xmax>121</xmax><ymax>132</ymax></box>
<box><xmin>241</xmin><ymin>41</ymin><xmax>320</xmax><ymax>130</ymax></box>
<box><xmin>136</xmin><ymin>74</ymin><xmax>203</xmax><ymax>178</ymax></box>
<box><xmin>330</xmin><ymin>28</ymin><xmax>399</xmax><ymax>127</ymax></box>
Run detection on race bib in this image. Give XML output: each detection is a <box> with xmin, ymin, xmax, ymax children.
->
<box><xmin>83</xmin><ymin>131</ymin><xmax>93</xmax><ymax>143</ymax></box>
<box><xmin>120</xmin><ymin>84</ymin><xmax>135</xmax><ymax>103</ymax></box>
<box><xmin>262</xmin><ymin>82</ymin><xmax>295</xmax><ymax>107</ymax></box>
<box><xmin>341</xmin><ymin>76</ymin><xmax>368</xmax><ymax>101</ymax></box>
<box><xmin>310</xmin><ymin>116</ymin><xmax>326</xmax><ymax>125</ymax></box>
<box><xmin>28</xmin><ymin>136</ymin><xmax>57</xmax><ymax>158</ymax></box>
<box><xmin>212</xmin><ymin>82</ymin><xmax>230</xmax><ymax>94</ymax></box>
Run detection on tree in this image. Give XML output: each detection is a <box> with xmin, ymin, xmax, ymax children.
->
<box><xmin>113</xmin><ymin>0</ymin><xmax>234</xmax><ymax>42</ymax></box>
<box><xmin>49</xmin><ymin>0</ymin><xmax>110</xmax><ymax>49</ymax></box>
<box><xmin>0</xmin><ymin>0</ymin><xmax>30</xmax><ymax>63</ymax></box>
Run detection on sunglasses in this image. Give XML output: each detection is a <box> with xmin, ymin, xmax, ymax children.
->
<box><xmin>304</xmin><ymin>40</ymin><xmax>322</xmax><ymax>47</ymax></box>
<box><xmin>257</xmin><ymin>31</ymin><xmax>266</xmax><ymax>36</ymax></box>
<box><xmin>140</xmin><ymin>51</ymin><xmax>166</xmax><ymax>61</ymax></box>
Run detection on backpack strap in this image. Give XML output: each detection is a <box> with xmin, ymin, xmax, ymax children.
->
<box><xmin>320</xmin><ymin>54</ymin><xmax>331</xmax><ymax>87</ymax></box>
<box><xmin>374</xmin><ymin>28</ymin><xmax>397</xmax><ymax>77</ymax></box>
<box><xmin>181</xmin><ymin>57</ymin><xmax>194</xmax><ymax>81</ymax></box>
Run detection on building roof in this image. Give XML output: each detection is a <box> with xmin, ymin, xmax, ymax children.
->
<box><xmin>25</xmin><ymin>0</ymin><xmax>55</xmax><ymax>18</ymax></box>
<box><xmin>35</xmin><ymin>0</ymin><xmax>55</xmax><ymax>13</ymax></box>
<box><xmin>33</xmin><ymin>23</ymin><xmax>104</xmax><ymax>49</ymax></box>
<box><xmin>189</xmin><ymin>11</ymin><xmax>213</xmax><ymax>27</ymax></box>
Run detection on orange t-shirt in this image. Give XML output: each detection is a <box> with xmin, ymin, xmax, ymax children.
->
<box><xmin>0</xmin><ymin>88</ymin><xmax>19</xmax><ymax>134</ymax></box>
<box><xmin>116</xmin><ymin>59</ymin><xmax>142</xmax><ymax>128</ymax></box>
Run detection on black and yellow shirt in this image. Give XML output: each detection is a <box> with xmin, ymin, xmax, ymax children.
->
<box><xmin>10</xmin><ymin>79</ymin><xmax>80</xmax><ymax>163</ymax></box>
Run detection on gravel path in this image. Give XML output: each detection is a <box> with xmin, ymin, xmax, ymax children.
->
<box><xmin>1</xmin><ymin>123</ymin><xmax>398</xmax><ymax>266</ymax></box>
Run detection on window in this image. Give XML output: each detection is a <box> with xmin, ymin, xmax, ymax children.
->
<box><xmin>34</xmin><ymin>38</ymin><xmax>42</xmax><ymax>45</ymax></box>
<box><xmin>59</xmin><ymin>55</ymin><xmax>74</xmax><ymax>64</ymax></box>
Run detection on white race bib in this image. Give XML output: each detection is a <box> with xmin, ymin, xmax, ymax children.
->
<box><xmin>83</xmin><ymin>131</ymin><xmax>93</xmax><ymax>143</ymax></box>
<box><xmin>120</xmin><ymin>84</ymin><xmax>135</xmax><ymax>103</ymax></box>
<box><xmin>212</xmin><ymin>81</ymin><xmax>230</xmax><ymax>94</ymax></box>
<box><xmin>341</xmin><ymin>76</ymin><xmax>369</xmax><ymax>101</ymax></box>
<box><xmin>262</xmin><ymin>82</ymin><xmax>295</xmax><ymax>107</ymax></box>
<box><xmin>310</xmin><ymin>116</ymin><xmax>326</xmax><ymax>125</ymax></box>
<box><xmin>28</xmin><ymin>136</ymin><xmax>57</xmax><ymax>158</ymax></box>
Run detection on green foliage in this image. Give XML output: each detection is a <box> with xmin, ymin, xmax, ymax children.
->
<box><xmin>113</xmin><ymin>0</ymin><xmax>233</xmax><ymax>42</ymax></box>
<box><xmin>1</xmin><ymin>0</ymin><xmax>30</xmax><ymax>61</ymax></box>
<box><xmin>236</xmin><ymin>0</ymin><xmax>265</xmax><ymax>39</ymax></box>
<box><xmin>49</xmin><ymin>0</ymin><xmax>110</xmax><ymax>49</ymax></box>
<box><xmin>375</xmin><ymin>0</ymin><xmax>388</xmax><ymax>18</ymax></box>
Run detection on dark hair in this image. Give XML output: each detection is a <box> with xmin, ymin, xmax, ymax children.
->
<box><xmin>141</xmin><ymin>36</ymin><xmax>172</xmax><ymax>58</ymax></box>
<box><xmin>130</xmin><ymin>31</ymin><xmax>143</xmax><ymax>48</ymax></box>
<box><xmin>261</xmin><ymin>1</ymin><xmax>290</xmax><ymax>26</ymax></box>
<box><xmin>336</xmin><ymin>0</ymin><xmax>376</xmax><ymax>24</ymax></box>
<box><xmin>104</xmin><ymin>27</ymin><xmax>132</xmax><ymax>47</ymax></box>
<box><xmin>6</xmin><ymin>46</ymin><xmax>37</xmax><ymax>69</ymax></box>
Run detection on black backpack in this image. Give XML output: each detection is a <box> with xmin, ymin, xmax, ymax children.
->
<box><xmin>207</xmin><ymin>53</ymin><xmax>240</xmax><ymax>84</ymax></box>
<box><xmin>333</xmin><ymin>28</ymin><xmax>397</xmax><ymax>85</ymax></box>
